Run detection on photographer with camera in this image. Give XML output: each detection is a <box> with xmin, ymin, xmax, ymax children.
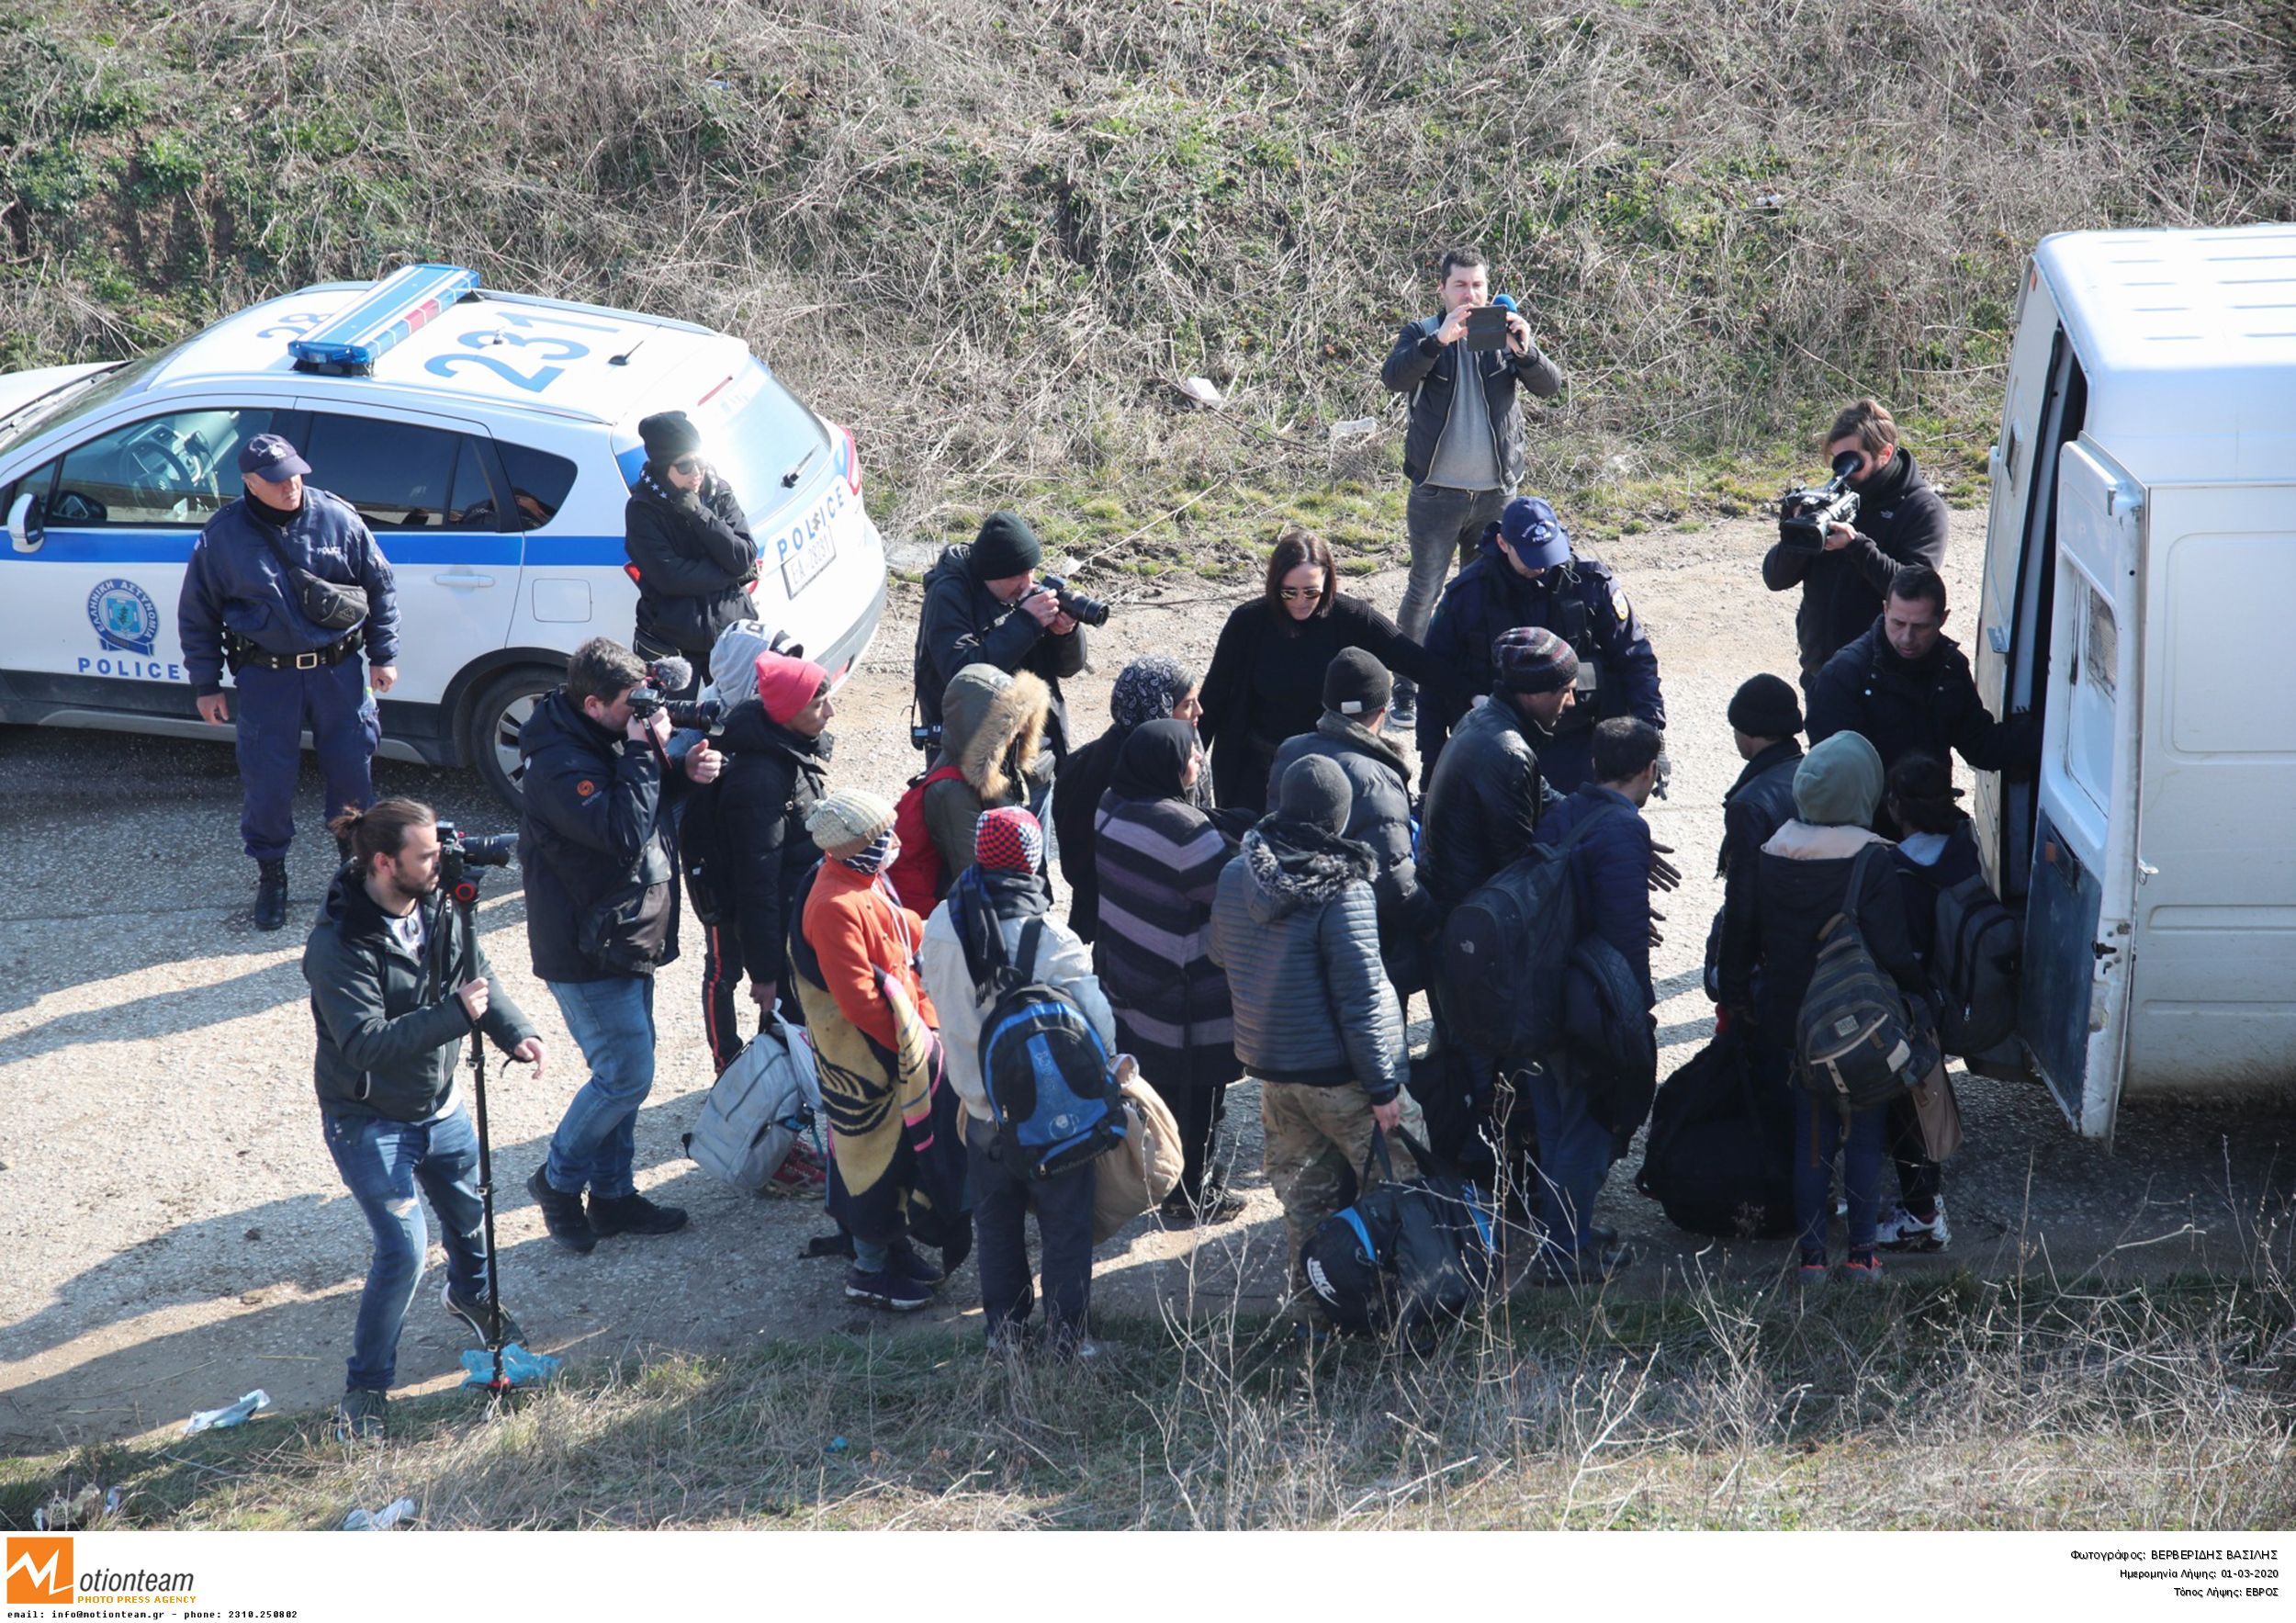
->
<box><xmin>1762</xmin><ymin>398</ymin><xmax>1949</xmax><ymax>693</ymax></box>
<box><xmin>914</xmin><ymin>512</ymin><xmax>1092</xmax><ymax>784</ymax></box>
<box><xmin>517</xmin><ymin>637</ymin><xmax>724</xmax><ymax>1255</ymax></box>
<box><xmin>303</xmin><ymin>798</ymin><xmax>543</xmax><ymax>1440</ymax></box>
<box><xmin>623</xmin><ymin>411</ymin><xmax>759</xmax><ymax>701</ymax></box>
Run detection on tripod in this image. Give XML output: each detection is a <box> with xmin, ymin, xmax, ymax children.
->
<box><xmin>435</xmin><ymin>862</ymin><xmax>513</xmax><ymax>1394</ymax></box>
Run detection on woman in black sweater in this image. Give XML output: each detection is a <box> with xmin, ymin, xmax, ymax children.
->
<box><xmin>1198</xmin><ymin>529</ymin><xmax>1445</xmax><ymax>815</ymax></box>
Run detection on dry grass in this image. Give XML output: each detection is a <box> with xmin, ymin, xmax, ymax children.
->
<box><xmin>4</xmin><ymin>0</ymin><xmax>2292</xmax><ymax>552</ymax></box>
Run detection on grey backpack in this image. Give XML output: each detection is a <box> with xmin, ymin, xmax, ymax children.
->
<box><xmin>1796</xmin><ymin>846</ymin><xmax>1932</xmax><ymax>1113</ymax></box>
<box><xmin>682</xmin><ymin>1015</ymin><xmax>822</xmax><ymax>1190</ymax></box>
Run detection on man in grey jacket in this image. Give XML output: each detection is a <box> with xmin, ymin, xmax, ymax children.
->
<box><xmin>1379</xmin><ymin>247</ymin><xmax>1563</xmax><ymax>728</ymax></box>
<box><xmin>1210</xmin><ymin>755</ymin><xmax>1427</xmax><ymax>1265</ymax></box>
<box><xmin>303</xmin><ymin>797</ymin><xmax>545</xmax><ymax>1440</ymax></box>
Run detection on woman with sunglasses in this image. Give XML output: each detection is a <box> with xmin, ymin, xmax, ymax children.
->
<box><xmin>624</xmin><ymin>411</ymin><xmax>760</xmax><ymax>699</ymax></box>
<box><xmin>1198</xmin><ymin>528</ymin><xmax>1448</xmax><ymax>816</ymax></box>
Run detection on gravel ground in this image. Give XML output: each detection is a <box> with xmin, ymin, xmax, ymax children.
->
<box><xmin>3</xmin><ymin>510</ymin><xmax>2290</xmax><ymax>1450</ymax></box>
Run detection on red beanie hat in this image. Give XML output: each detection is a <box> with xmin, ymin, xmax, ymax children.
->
<box><xmin>754</xmin><ymin>652</ymin><xmax>829</xmax><ymax>726</ymax></box>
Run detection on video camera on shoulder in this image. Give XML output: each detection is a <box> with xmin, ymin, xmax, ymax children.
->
<box><xmin>1777</xmin><ymin>451</ymin><xmax>1864</xmax><ymax>550</ymax></box>
<box><xmin>625</xmin><ymin>657</ymin><xmax>725</xmax><ymax>732</ymax></box>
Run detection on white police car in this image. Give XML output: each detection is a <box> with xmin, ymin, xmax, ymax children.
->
<box><xmin>0</xmin><ymin>264</ymin><xmax>887</xmax><ymax>805</ymax></box>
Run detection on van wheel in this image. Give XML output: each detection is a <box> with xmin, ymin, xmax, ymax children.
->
<box><xmin>465</xmin><ymin>667</ymin><xmax>560</xmax><ymax>811</ymax></box>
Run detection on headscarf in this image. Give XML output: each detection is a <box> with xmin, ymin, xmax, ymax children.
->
<box><xmin>1109</xmin><ymin>655</ymin><xmax>1197</xmax><ymax>732</ymax></box>
<box><xmin>1109</xmin><ymin>717</ymin><xmax>1199</xmax><ymax>803</ymax></box>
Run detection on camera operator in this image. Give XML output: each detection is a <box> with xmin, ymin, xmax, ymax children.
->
<box><xmin>303</xmin><ymin>797</ymin><xmax>544</xmax><ymax>1441</ymax></box>
<box><xmin>1761</xmin><ymin>398</ymin><xmax>1948</xmax><ymax>693</ymax></box>
<box><xmin>914</xmin><ymin>512</ymin><xmax>1088</xmax><ymax>787</ymax></box>
<box><xmin>517</xmin><ymin>637</ymin><xmax>724</xmax><ymax>1256</ymax></box>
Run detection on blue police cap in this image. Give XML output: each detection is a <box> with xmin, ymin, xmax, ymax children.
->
<box><xmin>239</xmin><ymin>433</ymin><xmax>312</xmax><ymax>479</ymax></box>
<box><xmin>1499</xmin><ymin>495</ymin><xmax>1570</xmax><ymax>569</ymax></box>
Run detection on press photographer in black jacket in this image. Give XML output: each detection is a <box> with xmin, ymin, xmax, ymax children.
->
<box><xmin>624</xmin><ymin>411</ymin><xmax>758</xmax><ymax>699</ymax></box>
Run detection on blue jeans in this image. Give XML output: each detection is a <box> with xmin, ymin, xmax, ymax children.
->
<box><xmin>234</xmin><ymin>656</ymin><xmax>378</xmax><ymax>860</ymax></box>
<box><xmin>965</xmin><ymin>1117</ymin><xmax>1094</xmax><ymax>1337</ymax></box>
<box><xmin>1395</xmin><ymin>483</ymin><xmax>1509</xmax><ymax>704</ymax></box>
<box><xmin>1794</xmin><ymin>1091</ymin><xmax>1886</xmax><ymax>1257</ymax></box>
<box><xmin>321</xmin><ymin>1108</ymin><xmax>487</xmax><ymax>1393</ymax></box>
<box><xmin>546</xmin><ymin>975</ymin><xmax>657</xmax><ymax>1200</ymax></box>
<box><xmin>1525</xmin><ymin>1056</ymin><xmax>1617</xmax><ymax>1255</ymax></box>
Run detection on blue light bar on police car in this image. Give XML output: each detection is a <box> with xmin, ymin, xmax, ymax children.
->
<box><xmin>287</xmin><ymin>264</ymin><xmax>480</xmax><ymax>371</ymax></box>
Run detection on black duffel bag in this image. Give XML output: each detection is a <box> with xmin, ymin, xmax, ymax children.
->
<box><xmin>1634</xmin><ymin>1023</ymin><xmax>1796</xmax><ymax>1240</ymax></box>
<box><xmin>1300</xmin><ymin>1128</ymin><xmax>1497</xmax><ymax>1345</ymax></box>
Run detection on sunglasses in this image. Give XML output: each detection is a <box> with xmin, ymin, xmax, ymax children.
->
<box><xmin>1277</xmin><ymin>584</ymin><xmax>1322</xmax><ymax>602</ymax></box>
<box><xmin>669</xmin><ymin>456</ymin><xmax>703</xmax><ymax>476</ymax></box>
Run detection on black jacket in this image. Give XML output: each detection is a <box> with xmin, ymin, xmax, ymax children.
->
<box><xmin>1379</xmin><ymin>313</ymin><xmax>1563</xmax><ymax>490</ymax></box>
<box><xmin>682</xmin><ymin>699</ymin><xmax>827</xmax><ymax>983</ymax></box>
<box><xmin>1267</xmin><ymin>713</ymin><xmax>1435</xmax><ymax>990</ymax></box>
<box><xmin>1198</xmin><ymin>594</ymin><xmax>1444</xmax><ymax>816</ymax></box>
<box><xmin>1418</xmin><ymin>694</ymin><xmax>1564</xmax><ymax>910</ymax></box>
<box><xmin>624</xmin><ymin>473</ymin><xmax>758</xmax><ymax>656</ymax></box>
<box><xmin>1806</xmin><ymin>622</ymin><xmax>2039</xmax><ymax>778</ymax></box>
<box><xmin>1735</xmin><ymin>827</ymin><xmax>1930</xmax><ymax>1043</ymax></box>
<box><xmin>915</xmin><ymin>543</ymin><xmax>1086</xmax><ymax>762</ymax></box>
<box><xmin>1761</xmin><ymin>447</ymin><xmax>1949</xmax><ymax>684</ymax></box>
<box><xmin>517</xmin><ymin>689</ymin><xmax>687</xmax><ymax>983</ymax></box>
<box><xmin>303</xmin><ymin>865</ymin><xmax>536</xmax><ymax>1122</ymax></box>
<box><xmin>1416</xmin><ymin>536</ymin><xmax>1663</xmax><ymax>790</ymax></box>
<box><xmin>1713</xmin><ymin>740</ymin><xmax>1805</xmax><ymax>1009</ymax></box>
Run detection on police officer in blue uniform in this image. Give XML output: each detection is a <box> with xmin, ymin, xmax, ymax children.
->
<box><xmin>180</xmin><ymin>434</ymin><xmax>400</xmax><ymax>930</ymax></box>
<box><xmin>1415</xmin><ymin>495</ymin><xmax>1664</xmax><ymax>796</ymax></box>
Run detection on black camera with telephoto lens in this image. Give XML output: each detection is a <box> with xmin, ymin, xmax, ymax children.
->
<box><xmin>436</xmin><ymin>820</ymin><xmax>515</xmax><ymax>902</ymax></box>
<box><xmin>1777</xmin><ymin>451</ymin><xmax>1865</xmax><ymax>550</ymax></box>
<box><xmin>1037</xmin><ymin>575</ymin><xmax>1111</xmax><ymax>628</ymax></box>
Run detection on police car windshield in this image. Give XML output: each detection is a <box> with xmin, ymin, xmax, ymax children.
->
<box><xmin>690</xmin><ymin>363</ymin><xmax>828</xmax><ymax>517</ymax></box>
<box><xmin>0</xmin><ymin>355</ymin><xmax>161</xmax><ymax>459</ymax></box>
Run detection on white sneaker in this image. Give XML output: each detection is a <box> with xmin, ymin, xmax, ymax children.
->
<box><xmin>1875</xmin><ymin>1198</ymin><xmax>1951</xmax><ymax>1253</ymax></box>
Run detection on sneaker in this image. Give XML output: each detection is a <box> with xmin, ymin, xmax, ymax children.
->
<box><xmin>1045</xmin><ymin>1328</ymin><xmax>1103</xmax><ymax>1363</ymax></box>
<box><xmin>442</xmin><ymin>1280</ymin><xmax>524</xmax><ymax>1349</ymax></box>
<box><xmin>886</xmin><ymin>1240</ymin><xmax>944</xmax><ymax>1288</ymax></box>
<box><xmin>1875</xmin><ymin>1198</ymin><xmax>1951</xmax><ymax>1253</ymax></box>
<box><xmin>1536</xmin><ymin>1241</ymin><xmax>1634</xmax><ymax>1287</ymax></box>
<box><xmin>845</xmin><ymin>1266</ymin><xmax>932</xmax><ymax>1312</ymax></box>
<box><xmin>1387</xmin><ymin>703</ymin><xmax>1417</xmax><ymax>734</ymax></box>
<box><xmin>766</xmin><ymin>1141</ymin><xmax>829</xmax><ymax>1196</ymax></box>
<box><xmin>253</xmin><ymin>859</ymin><xmax>288</xmax><ymax>932</ymax></box>
<box><xmin>1840</xmin><ymin>1250</ymin><xmax>1884</xmax><ymax>1284</ymax></box>
<box><xmin>1796</xmin><ymin>1252</ymin><xmax>1830</xmax><ymax>1287</ymax></box>
<box><xmin>526</xmin><ymin>1167</ymin><xmax>597</xmax><ymax>1255</ymax></box>
<box><xmin>587</xmin><ymin>1190</ymin><xmax>690</xmax><ymax>1238</ymax></box>
<box><xmin>335</xmin><ymin>1388</ymin><xmax>387</xmax><ymax>1442</ymax></box>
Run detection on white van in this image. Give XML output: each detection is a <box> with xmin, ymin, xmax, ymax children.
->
<box><xmin>0</xmin><ymin>265</ymin><xmax>888</xmax><ymax>805</ymax></box>
<box><xmin>1974</xmin><ymin>223</ymin><xmax>2296</xmax><ymax>1142</ymax></box>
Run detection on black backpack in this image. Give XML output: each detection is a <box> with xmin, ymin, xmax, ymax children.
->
<box><xmin>1930</xmin><ymin>872</ymin><xmax>2019</xmax><ymax>1055</ymax></box>
<box><xmin>1796</xmin><ymin>846</ymin><xmax>1932</xmax><ymax>1113</ymax></box>
<box><xmin>976</xmin><ymin>917</ymin><xmax>1125</xmax><ymax>1179</ymax></box>
<box><xmin>1635</xmin><ymin>1024</ymin><xmax>1797</xmax><ymax>1239</ymax></box>
<box><xmin>1435</xmin><ymin>806</ymin><xmax>1621</xmax><ymax>1059</ymax></box>
<box><xmin>1300</xmin><ymin>1128</ymin><xmax>1497</xmax><ymax>1345</ymax></box>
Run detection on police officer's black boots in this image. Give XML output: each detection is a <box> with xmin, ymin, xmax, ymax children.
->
<box><xmin>253</xmin><ymin>858</ymin><xmax>288</xmax><ymax>931</ymax></box>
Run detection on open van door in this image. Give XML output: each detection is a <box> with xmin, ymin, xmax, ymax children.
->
<box><xmin>2020</xmin><ymin>441</ymin><xmax>2144</xmax><ymax>1141</ymax></box>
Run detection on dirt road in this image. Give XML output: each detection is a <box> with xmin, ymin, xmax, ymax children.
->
<box><xmin>4</xmin><ymin>512</ymin><xmax>2290</xmax><ymax>1450</ymax></box>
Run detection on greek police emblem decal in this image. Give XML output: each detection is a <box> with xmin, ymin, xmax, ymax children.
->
<box><xmin>88</xmin><ymin>579</ymin><xmax>159</xmax><ymax>656</ymax></box>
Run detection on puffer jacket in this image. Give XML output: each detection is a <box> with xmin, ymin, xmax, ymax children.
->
<box><xmin>624</xmin><ymin>472</ymin><xmax>758</xmax><ymax>656</ymax></box>
<box><xmin>686</xmin><ymin>698</ymin><xmax>828</xmax><ymax>984</ymax></box>
<box><xmin>921</xmin><ymin>665</ymin><xmax>1051</xmax><ymax>895</ymax></box>
<box><xmin>1417</xmin><ymin>694</ymin><xmax>1564</xmax><ymax>909</ymax></box>
<box><xmin>921</xmin><ymin>891</ymin><xmax>1116</xmax><ymax>1124</ymax></box>
<box><xmin>304</xmin><ymin>864</ymin><xmax>536</xmax><ymax>1121</ymax></box>
<box><xmin>915</xmin><ymin>544</ymin><xmax>1087</xmax><ymax>761</ymax></box>
<box><xmin>517</xmin><ymin>687</ymin><xmax>686</xmax><ymax>983</ymax></box>
<box><xmin>1208</xmin><ymin>824</ymin><xmax>1407</xmax><ymax>1100</ymax></box>
<box><xmin>1266</xmin><ymin>712</ymin><xmax>1435</xmax><ymax>988</ymax></box>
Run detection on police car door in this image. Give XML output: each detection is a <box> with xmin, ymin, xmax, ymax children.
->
<box><xmin>2020</xmin><ymin>441</ymin><xmax>2143</xmax><ymax>1141</ymax></box>
<box><xmin>293</xmin><ymin>406</ymin><xmax>521</xmax><ymax>729</ymax></box>
<box><xmin>0</xmin><ymin>401</ymin><xmax>300</xmax><ymax>720</ymax></box>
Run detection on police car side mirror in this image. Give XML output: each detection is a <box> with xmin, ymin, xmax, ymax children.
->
<box><xmin>6</xmin><ymin>491</ymin><xmax>40</xmax><ymax>554</ymax></box>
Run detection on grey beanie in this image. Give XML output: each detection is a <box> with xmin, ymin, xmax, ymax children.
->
<box><xmin>706</xmin><ymin>621</ymin><xmax>776</xmax><ymax>708</ymax></box>
<box><xmin>1794</xmin><ymin>731</ymin><xmax>1885</xmax><ymax>827</ymax></box>
<box><xmin>1277</xmin><ymin>754</ymin><xmax>1354</xmax><ymax>835</ymax></box>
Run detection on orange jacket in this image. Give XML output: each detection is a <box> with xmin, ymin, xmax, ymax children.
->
<box><xmin>801</xmin><ymin>859</ymin><xmax>938</xmax><ymax>1049</ymax></box>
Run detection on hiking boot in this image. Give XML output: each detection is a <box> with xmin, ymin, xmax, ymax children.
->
<box><xmin>1536</xmin><ymin>1241</ymin><xmax>1634</xmax><ymax>1288</ymax></box>
<box><xmin>587</xmin><ymin>1189</ymin><xmax>689</xmax><ymax>1238</ymax></box>
<box><xmin>766</xmin><ymin>1141</ymin><xmax>829</xmax><ymax>1197</ymax></box>
<box><xmin>526</xmin><ymin>1167</ymin><xmax>596</xmax><ymax>1255</ymax></box>
<box><xmin>887</xmin><ymin>1240</ymin><xmax>944</xmax><ymax>1288</ymax></box>
<box><xmin>1160</xmin><ymin>1185</ymin><xmax>1246</xmax><ymax>1229</ymax></box>
<box><xmin>253</xmin><ymin>858</ymin><xmax>288</xmax><ymax>931</ymax></box>
<box><xmin>336</xmin><ymin>1388</ymin><xmax>388</xmax><ymax>1442</ymax></box>
<box><xmin>442</xmin><ymin>1279</ymin><xmax>524</xmax><ymax>1349</ymax></box>
<box><xmin>1876</xmin><ymin>1198</ymin><xmax>1951</xmax><ymax>1253</ymax></box>
<box><xmin>1840</xmin><ymin>1249</ymin><xmax>1885</xmax><ymax>1284</ymax></box>
<box><xmin>845</xmin><ymin>1266</ymin><xmax>932</xmax><ymax>1312</ymax></box>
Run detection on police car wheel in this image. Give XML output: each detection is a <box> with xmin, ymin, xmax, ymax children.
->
<box><xmin>466</xmin><ymin>666</ymin><xmax>559</xmax><ymax>812</ymax></box>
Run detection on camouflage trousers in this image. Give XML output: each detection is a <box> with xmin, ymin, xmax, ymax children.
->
<box><xmin>1261</xmin><ymin>1079</ymin><xmax>1426</xmax><ymax>1270</ymax></box>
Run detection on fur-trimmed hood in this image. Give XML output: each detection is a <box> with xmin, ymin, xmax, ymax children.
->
<box><xmin>1240</xmin><ymin>824</ymin><xmax>1375</xmax><ymax>922</ymax></box>
<box><xmin>939</xmin><ymin>663</ymin><xmax>1049</xmax><ymax>801</ymax></box>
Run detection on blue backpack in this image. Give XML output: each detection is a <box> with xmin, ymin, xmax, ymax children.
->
<box><xmin>976</xmin><ymin>917</ymin><xmax>1125</xmax><ymax>1178</ymax></box>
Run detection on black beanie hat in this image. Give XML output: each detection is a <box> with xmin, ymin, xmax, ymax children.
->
<box><xmin>970</xmin><ymin>511</ymin><xmax>1044</xmax><ymax>580</ymax></box>
<box><xmin>638</xmin><ymin>411</ymin><xmax>702</xmax><ymax>468</ymax></box>
<box><xmin>1277</xmin><ymin>754</ymin><xmax>1354</xmax><ymax>835</ymax></box>
<box><xmin>1322</xmin><ymin>648</ymin><xmax>1393</xmax><ymax>719</ymax></box>
<box><xmin>1728</xmin><ymin>673</ymin><xmax>1803</xmax><ymax>739</ymax></box>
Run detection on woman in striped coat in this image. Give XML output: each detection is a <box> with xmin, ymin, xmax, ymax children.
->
<box><xmin>1093</xmin><ymin>719</ymin><xmax>1244</xmax><ymax>1225</ymax></box>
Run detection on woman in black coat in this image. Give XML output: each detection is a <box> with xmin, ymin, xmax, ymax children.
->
<box><xmin>1054</xmin><ymin>654</ymin><xmax>1202</xmax><ymax>944</ymax></box>
<box><xmin>624</xmin><ymin>410</ymin><xmax>758</xmax><ymax>696</ymax></box>
<box><xmin>1198</xmin><ymin>528</ymin><xmax>1445</xmax><ymax>816</ymax></box>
